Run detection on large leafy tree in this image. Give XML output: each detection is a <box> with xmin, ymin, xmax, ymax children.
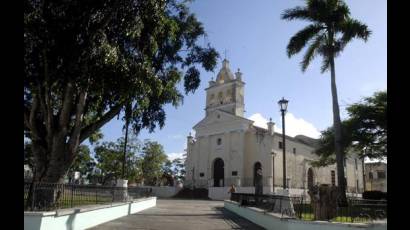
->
<box><xmin>94</xmin><ymin>137</ymin><xmax>141</xmax><ymax>185</ymax></box>
<box><xmin>281</xmin><ymin>0</ymin><xmax>371</xmax><ymax>205</ymax></box>
<box><xmin>160</xmin><ymin>157</ymin><xmax>186</xmax><ymax>186</ymax></box>
<box><xmin>346</xmin><ymin>91</ymin><xmax>386</xmax><ymax>159</ymax></box>
<box><xmin>140</xmin><ymin>141</ymin><xmax>167</xmax><ymax>186</ymax></box>
<box><xmin>25</xmin><ymin>142</ymin><xmax>96</xmax><ymax>181</ymax></box>
<box><xmin>313</xmin><ymin>91</ymin><xmax>387</xmax><ymax>166</ymax></box>
<box><xmin>161</xmin><ymin>159</ymin><xmax>174</xmax><ymax>186</ymax></box>
<box><xmin>24</xmin><ymin>0</ymin><xmax>218</xmax><ymax>184</ymax></box>
<box><xmin>67</xmin><ymin>145</ymin><xmax>96</xmax><ymax>182</ymax></box>
<box><xmin>171</xmin><ymin>158</ymin><xmax>186</xmax><ymax>182</ymax></box>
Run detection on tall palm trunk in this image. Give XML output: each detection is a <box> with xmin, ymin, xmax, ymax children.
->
<box><xmin>122</xmin><ymin>118</ymin><xmax>129</xmax><ymax>178</ymax></box>
<box><xmin>329</xmin><ymin>55</ymin><xmax>348</xmax><ymax>206</ymax></box>
<box><xmin>122</xmin><ymin>103</ymin><xmax>132</xmax><ymax>179</ymax></box>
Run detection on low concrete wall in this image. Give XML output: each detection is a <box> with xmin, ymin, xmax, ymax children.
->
<box><xmin>24</xmin><ymin>197</ymin><xmax>156</xmax><ymax>230</ymax></box>
<box><xmin>137</xmin><ymin>186</ymin><xmax>182</xmax><ymax>198</ymax></box>
<box><xmin>224</xmin><ymin>200</ymin><xmax>386</xmax><ymax>230</ymax></box>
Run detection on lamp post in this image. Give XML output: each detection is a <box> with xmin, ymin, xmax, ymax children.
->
<box><xmin>278</xmin><ymin>97</ymin><xmax>289</xmax><ymax>189</ymax></box>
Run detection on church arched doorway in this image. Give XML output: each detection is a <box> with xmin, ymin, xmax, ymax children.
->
<box><xmin>307</xmin><ymin>168</ymin><xmax>314</xmax><ymax>189</ymax></box>
<box><xmin>253</xmin><ymin>162</ymin><xmax>262</xmax><ymax>186</ymax></box>
<box><xmin>213</xmin><ymin>158</ymin><xmax>224</xmax><ymax>187</ymax></box>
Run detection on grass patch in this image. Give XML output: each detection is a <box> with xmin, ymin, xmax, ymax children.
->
<box><xmin>24</xmin><ymin>192</ymin><xmax>115</xmax><ymax>210</ymax></box>
<box><xmin>298</xmin><ymin>213</ymin><xmax>371</xmax><ymax>223</ymax></box>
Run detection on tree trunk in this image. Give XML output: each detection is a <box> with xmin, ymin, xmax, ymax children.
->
<box><xmin>308</xmin><ymin>184</ymin><xmax>338</xmax><ymax>220</ymax></box>
<box><xmin>28</xmin><ymin>141</ymin><xmax>77</xmax><ymax>210</ymax></box>
<box><xmin>329</xmin><ymin>56</ymin><xmax>348</xmax><ymax>207</ymax></box>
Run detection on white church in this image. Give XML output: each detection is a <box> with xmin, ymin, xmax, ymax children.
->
<box><xmin>184</xmin><ymin>59</ymin><xmax>364</xmax><ymax>200</ymax></box>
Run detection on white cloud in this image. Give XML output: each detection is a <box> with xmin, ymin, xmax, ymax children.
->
<box><xmin>248</xmin><ymin>113</ymin><xmax>269</xmax><ymax>129</ymax></box>
<box><xmin>248</xmin><ymin>113</ymin><xmax>321</xmax><ymax>139</ymax></box>
<box><xmin>167</xmin><ymin>152</ymin><xmax>186</xmax><ymax>161</ymax></box>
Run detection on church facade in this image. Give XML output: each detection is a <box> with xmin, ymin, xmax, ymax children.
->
<box><xmin>184</xmin><ymin>59</ymin><xmax>364</xmax><ymax>200</ymax></box>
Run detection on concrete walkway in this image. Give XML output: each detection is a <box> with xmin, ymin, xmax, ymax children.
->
<box><xmin>89</xmin><ymin>199</ymin><xmax>265</xmax><ymax>230</ymax></box>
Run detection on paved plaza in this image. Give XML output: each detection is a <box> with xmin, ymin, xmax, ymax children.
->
<box><xmin>89</xmin><ymin>199</ymin><xmax>265</xmax><ymax>230</ymax></box>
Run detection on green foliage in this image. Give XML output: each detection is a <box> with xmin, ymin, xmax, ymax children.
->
<box><xmin>313</xmin><ymin>91</ymin><xmax>387</xmax><ymax>166</ymax></box>
<box><xmin>160</xmin><ymin>157</ymin><xmax>186</xmax><ymax>185</ymax></box>
<box><xmin>24</xmin><ymin>142</ymin><xmax>34</xmax><ymax>169</ymax></box>
<box><xmin>171</xmin><ymin>158</ymin><xmax>186</xmax><ymax>181</ymax></box>
<box><xmin>24</xmin><ymin>0</ymin><xmax>218</xmax><ymax>182</ymax></box>
<box><xmin>140</xmin><ymin>141</ymin><xmax>168</xmax><ymax>186</ymax></box>
<box><xmin>347</xmin><ymin>91</ymin><xmax>387</xmax><ymax>159</ymax></box>
<box><xmin>25</xmin><ymin>142</ymin><xmax>96</xmax><ymax>182</ymax></box>
<box><xmin>68</xmin><ymin>145</ymin><xmax>96</xmax><ymax>178</ymax></box>
<box><xmin>281</xmin><ymin>0</ymin><xmax>371</xmax><ymax>73</ymax></box>
<box><xmin>312</xmin><ymin>119</ymin><xmax>354</xmax><ymax>167</ymax></box>
<box><xmin>94</xmin><ymin>137</ymin><xmax>141</xmax><ymax>184</ymax></box>
<box><xmin>88</xmin><ymin>130</ymin><xmax>104</xmax><ymax>146</ymax></box>
<box><xmin>161</xmin><ymin>159</ymin><xmax>174</xmax><ymax>186</ymax></box>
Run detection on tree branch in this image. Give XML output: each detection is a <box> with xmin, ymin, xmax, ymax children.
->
<box><xmin>79</xmin><ymin>102</ymin><xmax>125</xmax><ymax>143</ymax></box>
<box><xmin>24</xmin><ymin>107</ymin><xmax>31</xmax><ymax>130</ymax></box>
<box><xmin>29</xmin><ymin>95</ymin><xmax>40</xmax><ymax>140</ymax></box>
<box><xmin>68</xmin><ymin>90</ymin><xmax>88</xmax><ymax>156</ymax></box>
<box><xmin>59</xmin><ymin>82</ymin><xmax>74</xmax><ymax>127</ymax></box>
<box><xmin>43</xmin><ymin>49</ymin><xmax>54</xmax><ymax>142</ymax></box>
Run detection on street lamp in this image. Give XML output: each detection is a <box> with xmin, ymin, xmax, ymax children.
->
<box><xmin>278</xmin><ymin>97</ymin><xmax>289</xmax><ymax>189</ymax></box>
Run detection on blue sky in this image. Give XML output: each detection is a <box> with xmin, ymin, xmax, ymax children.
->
<box><xmin>97</xmin><ymin>0</ymin><xmax>386</xmax><ymax>160</ymax></box>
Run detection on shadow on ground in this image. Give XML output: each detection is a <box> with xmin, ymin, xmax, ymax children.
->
<box><xmin>88</xmin><ymin>199</ymin><xmax>265</xmax><ymax>230</ymax></box>
<box><xmin>213</xmin><ymin>206</ymin><xmax>265</xmax><ymax>229</ymax></box>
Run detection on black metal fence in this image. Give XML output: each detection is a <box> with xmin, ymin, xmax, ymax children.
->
<box><xmin>24</xmin><ymin>182</ymin><xmax>152</xmax><ymax>211</ymax></box>
<box><xmin>230</xmin><ymin>193</ymin><xmax>387</xmax><ymax>223</ymax></box>
<box><xmin>184</xmin><ymin>177</ymin><xmax>274</xmax><ymax>187</ymax></box>
<box><xmin>183</xmin><ymin>179</ymin><xmax>209</xmax><ymax>188</ymax></box>
<box><xmin>230</xmin><ymin>193</ymin><xmax>296</xmax><ymax>217</ymax></box>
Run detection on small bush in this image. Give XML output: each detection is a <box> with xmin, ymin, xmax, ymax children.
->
<box><xmin>362</xmin><ymin>191</ymin><xmax>387</xmax><ymax>200</ymax></box>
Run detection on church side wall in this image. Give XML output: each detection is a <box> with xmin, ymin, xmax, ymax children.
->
<box><xmin>243</xmin><ymin>130</ymin><xmax>274</xmax><ymax>192</ymax></box>
<box><xmin>271</xmin><ymin>136</ymin><xmax>363</xmax><ymax>193</ymax></box>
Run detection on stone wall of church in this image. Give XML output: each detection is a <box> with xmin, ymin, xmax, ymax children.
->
<box><xmin>205</xmin><ymin>81</ymin><xmax>244</xmax><ymax>116</ymax></box>
<box><xmin>364</xmin><ymin>162</ymin><xmax>387</xmax><ymax>192</ymax></box>
<box><xmin>185</xmin><ymin>128</ymin><xmax>248</xmax><ymax>188</ymax></box>
<box><xmin>243</xmin><ymin>129</ymin><xmax>274</xmax><ymax>190</ymax></box>
<box><xmin>186</xmin><ymin>128</ymin><xmax>364</xmax><ymax>193</ymax></box>
<box><xmin>267</xmin><ymin>134</ymin><xmax>364</xmax><ymax>193</ymax></box>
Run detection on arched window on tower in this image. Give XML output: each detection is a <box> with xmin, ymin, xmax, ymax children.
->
<box><xmin>218</xmin><ymin>92</ymin><xmax>223</xmax><ymax>104</ymax></box>
<box><xmin>226</xmin><ymin>89</ymin><xmax>232</xmax><ymax>102</ymax></box>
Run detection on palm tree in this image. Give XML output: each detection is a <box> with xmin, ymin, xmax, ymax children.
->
<box><xmin>122</xmin><ymin>103</ymin><xmax>132</xmax><ymax>179</ymax></box>
<box><xmin>281</xmin><ymin>0</ymin><xmax>371</xmax><ymax>206</ymax></box>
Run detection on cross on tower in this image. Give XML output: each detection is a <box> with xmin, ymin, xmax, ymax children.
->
<box><xmin>224</xmin><ymin>49</ymin><xmax>228</xmax><ymax>60</ymax></box>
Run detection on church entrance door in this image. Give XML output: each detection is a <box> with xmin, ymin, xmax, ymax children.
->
<box><xmin>308</xmin><ymin>168</ymin><xmax>314</xmax><ymax>189</ymax></box>
<box><xmin>254</xmin><ymin>162</ymin><xmax>263</xmax><ymax>195</ymax></box>
<box><xmin>213</xmin><ymin>158</ymin><xmax>224</xmax><ymax>187</ymax></box>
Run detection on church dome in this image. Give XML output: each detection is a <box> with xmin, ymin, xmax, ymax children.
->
<box><xmin>216</xmin><ymin>59</ymin><xmax>235</xmax><ymax>84</ymax></box>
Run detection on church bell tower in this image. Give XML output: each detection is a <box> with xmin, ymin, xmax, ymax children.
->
<box><xmin>205</xmin><ymin>59</ymin><xmax>245</xmax><ymax>117</ymax></box>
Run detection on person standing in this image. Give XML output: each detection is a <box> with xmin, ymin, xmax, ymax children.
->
<box><xmin>228</xmin><ymin>184</ymin><xmax>236</xmax><ymax>200</ymax></box>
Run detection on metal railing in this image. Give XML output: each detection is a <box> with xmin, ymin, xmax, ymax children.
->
<box><xmin>183</xmin><ymin>179</ymin><xmax>209</xmax><ymax>188</ymax></box>
<box><xmin>184</xmin><ymin>177</ymin><xmax>274</xmax><ymax>188</ymax></box>
<box><xmin>230</xmin><ymin>193</ymin><xmax>387</xmax><ymax>223</ymax></box>
<box><xmin>226</xmin><ymin>177</ymin><xmax>273</xmax><ymax>187</ymax></box>
<box><xmin>24</xmin><ymin>182</ymin><xmax>152</xmax><ymax>211</ymax></box>
<box><xmin>230</xmin><ymin>193</ymin><xmax>296</xmax><ymax>218</ymax></box>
